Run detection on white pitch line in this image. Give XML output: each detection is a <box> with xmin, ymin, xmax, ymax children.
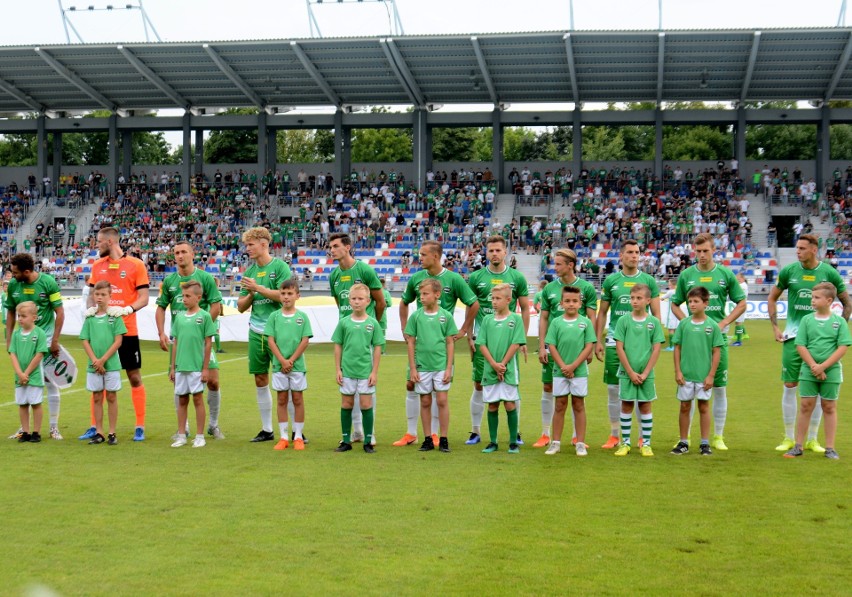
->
<box><xmin>0</xmin><ymin>356</ymin><xmax>248</xmax><ymax>405</ymax></box>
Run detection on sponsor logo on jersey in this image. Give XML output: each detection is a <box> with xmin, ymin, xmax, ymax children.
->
<box><xmin>257</xmin><ymin>272</ymin><xmax>267</xmax><ymax>278</ymax></box>
<box><xmin>699</xmin><ymin>277</ymin><xmax>713</xmax><ymax>283</ymax></box>
<box><xmin>803</xmin><ymin>275</ymin><xmax>816</xmax><ymax>282</ymax></box>
<box><xmin>797</xmin><ymin>289</ymin><xmax>812</xmax><ymax>300</ymax></box>
<box><xmin>341</xmin><ymin>275</ymin><xmax>351</xmax><ymax>282</ymax></box>
<box><xmin>23</xmin><ymin>288</ymin><xmax>34</xmax><ymax>295</ymax></box>
<box><xmin>624</xmin><ymin>281</ymin><xmax>636</xmax><ymax>288</ymax></box>
<box><xmin>108</xmin><ymin>263</ymin><xmax>120</xmax><ymax>269</ymax></box>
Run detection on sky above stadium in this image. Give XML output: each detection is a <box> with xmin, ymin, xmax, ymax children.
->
<box><xmin>2</xmin><ymin>0</ymin><xmax>849</xmax><ymax>46</ymax></box>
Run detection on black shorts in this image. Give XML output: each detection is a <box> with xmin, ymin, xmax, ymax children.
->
<box><xmin>118</xmin><ymin>335</ymin><xmax>142</xmax><ymax>371</ymax></box>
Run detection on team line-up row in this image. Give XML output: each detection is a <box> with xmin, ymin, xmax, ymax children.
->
<box><xmin>5</xmin><ymin>228</ymin><xmax>851</xmax><ymax>459</ymax></box>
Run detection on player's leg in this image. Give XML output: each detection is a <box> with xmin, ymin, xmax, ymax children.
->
<box><xmin>206</xmin><ymin>358</ymin><xmax>224</xmax><ymax>439</ymax></box>
<box><xmin>31</xmin><ymin>403</ymin><xmax>43</xmax><ymax>438</ymax></box>
<box><xmin>505</xmin><ymin>397</ymin><xmax>519</xmax><ymax>453</ymax></box>
<box><xmin>45</xmin><ymin>379</ymin><xmax>62</xmax><ymax>439</ymax></box>
<box><xmin>359</xmin><ymin>385</ymin><xmax>376</xmax><ymax>453</ymax></box>
<box><xmin>673</xmin><ymin>389</ymin><xmax>692</xmax><ymax>454</ymax></box>
<box><xmin>615</xmin><ymin>385</ymin><xmax>634</xmax><ymax>456</ymax></box>
<box><xmin>335</xmin><ymin>388</ymin><xmax>355</xmax><ymax>451</ymax></box>
<box><xmin>435</xmin><ymin>389</ymin><xmax>450</xmax><ymax>440</ymax></box>
<box><xmin>394</xmin><ymin>377</ymin><xmax>420</xmax><ymax>446</ymax></box>
<box><xmin>805</xmin><ymin>398</ymin><xmax>825</xmax><ymax>452</ymax></box>
<box><xmin>710</xmin><ymin>346</ymin><xmax>729</xmax><ymax>450</ymax></box>
<box><xmin>535</xmin><ymin>363</ymin><xmax>554</xmax><ymax>447</ymax></box>
<box><xmin>550</xmin><ymin>395</ymin><xmax>568</xmax><ymax>447</ymax></box>
<box><xmin>697</xmin><ymin>398</ymin><xmax>712</xmax><ymax>455</ymax></box>
<box><xmin>121</xmin><ymin>336</ymin><xmax>146</xmax><ymax>441</ymax></box>
<box><xmin>430</xmin><ymin>394</ymin><xmax>440</xmax><ymax>445</ymax></box>
<box><xmin>418</xmin><ymin>389</ymin><xmax>435</xmax><ymax>451</ymax></box>
<box><xmin>290</xmin><ymin>384</ymin><xmax>306</xmax><ymax>449</ymax></box>
<box><xmin>191</xmin><ymin>390</ymin><xmax>206</xmax><ymax>446</ymax></box>
<box><xmin>571</xmin><ymin>395</ymin><xmax>587</xmax><ymax>455</ymax></box>
<box><xmin>274</xmin><ymin>378</ymin><xmax>290</xmax><ymax>450</ymax></box>
<box><xmin>482</xmin><ymin>386</ymin><xmax>500</xmax><ymax>452</ymax></box>
<box><xmin>777</xmin><ymin>340</ymin><xmax>802</xmax><ymax>449</ymax></box>
<box><xmin>638</xmin><ymin>396</ymin><xmax>654</xmax><ymax>456</ymax></box>
<box><xmin>786</xmin><ymin>394</ymin><xmax>817</xmax><ymax>458</ymax></box>
<box><xmin>93</xmin><ymin>390</ymin><xmax>105</xmax><ymax>437</ymax></box>
<box><xmin>105</xmin><ymin>390</ymin><xmax>118</xmax><ymax>441</ymax></box>
<box><xmin>172</xmin><ymin>395</ymin><xmax>189</xmax><ymax>447</ymax></box>
<box><xmin>18</xmin><ymin>403</ymin><xmax>29</xmax><ymax>435</ymax></box>
<box><xmin>468</xmin><ymin>350</ymin><xmax>485</xmax><ymax>443</ymax></box>
<box><xmin>603</xmin><ymin>347</ymin><xmax>621</xmax><ymax>448</ymax></box>
<box><xmin>77</xmin><ymin>392</ymin><xmax>98</xmax><ymax>440</ymax></box>
<box><xmin>248</xmin><ymin>330</ymin><xmax>274</xmax><ymax>442</ymax></box>
<box><xmin>820</xmin><ymin>394</ymin><xmax>838</xmax><ymax>458</ymax></box>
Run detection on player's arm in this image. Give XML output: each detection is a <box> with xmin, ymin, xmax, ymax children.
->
<box><xmin>641</xmin><ymin>341</ymin><xmax>663</xmax><ymax>382</ymax></box>
<box><xmin>406</xmin><ymin>333</ymin><xmax>419</xmax><ymax>382</ymax></box>
<box><xmin>208</xmin><ymin>301</ymin><xmax>222</xmax><ymax>322</ymax></box>
<box><xmin>767</xmin><ymin>285</ymin><xmax>785</xmax><ymax>342</ymax></box>
<box><xmin>369</xmin><ymin>344</ymin><xmax>382</xmax><ymax>386</ymax></box>
<box><xmin>202</xmin><ymin>336</ymin><xmax>212</xmax><ymax>381</ymax></box>
<box><xmin>100</xmin><ymin>333</ymin><xmax>124</xmax><ymax>368</ymax></box>
<box><xmin>594</xmin><ymin>300</ymin><xmax>610</xmax><ymax>361</ymax></box>
<box><xmin>266</xmin><ymin>334</ymin><xmax>287</xmax><ymax>366</ymax></box>
<box><xmin>237</xmin><ymin>289</ymin><xmax>253</xmax><ymax>312</ymax></box>
<box><xmin>86</xmin><ymin>284</ymin><xmax>96</xmax><ymax>308</ymax></box>
<box><xmin>706</xmin><ymin>345</ymin><xmax>721</xmax><ymax>390</ymax></box>
<box><xmin>501</xmin><ymin>343</ymin><xmax>521</xmax><ymax>368</ymax></box>
<box><xmin>130</xmin><ymin>286</ymin><xmax>149</xmax><ymax>312</ymax></box>
<box><xmin>457</xmin><ymin>300</ymin><xmax>479</xmax><ymax>339</ymax></box>
<box><xmin>573</xmin><ymin>341</ymin><xmax>595</xmax><ymax>371</ymax></box>
<box><xmin>719</xmin><ymin>299</ymin><xmax>746</xmax><ymax>330</ymax></box>
<box><xmin>615</xmin><ymin>339</ymin><xmax>635</xmax><ymax>378</ymax></box>
<box><xmin>837</xmin><ymin>290</ymin><xmax>852</xmax><ymax>321</ymax></box>
<box><xmin>49</xmin><ymin>305</ymin><xmax>64</xmax><ymax>356</ymax></box>
<box><xmin>670</xmin><ymin>277</ymin><xmax>687</xmax><ymax>321</ymax></box>
<box><xmin>22</xmin><ymin>351</ymin><xmax>44</xmax><ymax>378</ymax></box>
<box><xmin>5</xmin><ymin>309</ymin><xmax>14</xmax><ymax>352</ymax></box>
<box><xmin>478</xmin><ymin>343</ymin><xmax>499</xmax><ymax>370</ymax></box>
<box><xmin>538</xmin><ymin>310</ymin><xmax>550</xmax><ymax>363</ymax></box>
<box><xmin>444</xmin><ymin>333</ymin><xmax>455</xmax><ymax>382</ymax></box>
<box><xmin>673</xmin><ymin>344</ymin><xmax>684</xmax><ymax>385</ymax></box>
<box><xmin>9</xmin><ymin>353</ymin><xmax>25</xmax><ymax>380</ymax></box>
<box><xmin>518</xmin><ymin>295</ymin><xmax>530</xmax><ymax>335</ymax></box>
<box><xmin>370</xmin><ymin>287</ymin><xmax>386</xmax><ymax>323</ymax></box>
<box><xmin>169</xmin><ymin>335</ymin><xmax>178</xmax><ymax>381</ymax></box>
<box><xmin>399</xmin><ymin>300</ymin><xmax>410</xmax><ymax>330</ymax></box>
<box><xmin>649</xmin><ymin>296</ymin><xmax>661</xmax><ymax>321</ymax></box>
<box><xmin>155</xmin><ymin>305</ymin><xmax>170</xmax><ymax>351</ymax></box>
<box><xmin>333</xmin><ymin>343</ymin><xmax>343</xmax><ymax>385</ymax></box>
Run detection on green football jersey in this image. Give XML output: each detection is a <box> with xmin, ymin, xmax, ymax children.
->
<box><xmin>380</xmin><ymin>289</ymin><xmax>392</xmax><ymax>329</ymax></box>
<box><xmin>329</xmin><ymin>260</ymin><xmax>383</xmax><ymax>319</ymax></box>
<box><xmin>264</xmin><ymin>309</ymin><xmax>313</xmax><ymax>373</ymax></box>
<box><xmin>795</xmin><ymin>313</ymin><xmax>852</xmax><ymax>382</ymax></box>
<box><xmin>172</xmin><ymin>310</ymin><xmax>217</xmax><ymax>372</ymax></box>
<box><xmin>331</xmin><ymin>315</ymin><xmax>385</xmax><ymax>379</ymax></box>
<box><xmin>9</xmin><ymin>327</ymin><xmax>48</xmax><ymax>387</ymax></box>
<box><xmin>240</xmin><ymin>258</ymin><xmax>291</xmax><ymax>334</ymax></box>
<box><xmin>672</xmin><ymin>316</ymin><xmax>725</xmax><ymax>382</ymax></box>
<box><xmin>544</xmin><ymin>314</ymin><xmax>596</xmax><ymax>378</ymax></box>
<box><xmin>4</xmin><ymin>273</ymin><xmax>63</xmax><ymax>335</ymax></box>
<box><xmin>475</xmin><ymin>312</ymin><xmax>526</xmax><ymax>386</ymax></box>
<box><xmin>404</xmin><ymin>307</ymin><xmax>458</xmax><ymax>372</ymax></box>
<box><xmin>468</xmin><ymin>265</ymin><xmax>529</xmax><ymax>334</ymax></box>
<box><xmin>540</xmin><ymin>277</ymin><xmax>597</xmax><ymax>322</ymax></box>
<box><xmin>672</xmin><ymin>264</ymin><xmax>745</xmax><ymax>325</ymax></box>
<box><xmin>776</xmin><ymin>262</ymin><xmax>846</xmax><ymax>339</ymax></box>
<box><xmin>613</xmin><ymin>314</ymin><xmax>665</xmax><ymax>379</ymax></box>
<box><xmin>601</xmin><ymin>271</ymin><xmax>660</xmax><ymax>344</ymax></box>
<box><xmin>156</xmin><ymin>267</ymin><xmax>223</xmax><ymax>318</ymax></box>
<box><xmin>80</xmin><ymin>313</ymin><xmax>127</xmax><ymax>372</ymax></box>
<box><xmin>402</xmin><ymin>268</ymin><xmax>477</xmax><ymax>312</ymax></box>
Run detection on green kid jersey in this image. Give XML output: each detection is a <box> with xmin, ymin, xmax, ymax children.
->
<box><xmin>613</xmin><ymin>315</ymin><xmax>665</xmax><ymax>379</ymax></box>
<box><xmin>264</xmin><ymin>309</ymin><xmax>313</xmax><ymax>373</ymax></box>
<box><xmin>672</xmin><ymin>316</ymin><xmax>725</xmax><ymax>382</ymax></box>
<box><xmin>156</xmin><ymin>267</ymin><xmax>223</xmax><ymax>319</ymax></box>
<box><xmin>10</xmin><ymin>327</ymin><xmax>48</xmax><ymax>387</ymax></box>
<box><xmin>80</xmin><ymin>313</ymin><xmax>127</xmax><ymax>372</ymax></box>
<box><xmin>544</xmin><ymin>314</ymin><xmax>596</xmax><ymax>378</ymax></box>
<box><xmin>468</xmin><ymin>265</ymin><xmax>529</xmax><ymax>335</ymax></box>
<box><xmin>331</xmin><ymin>315</ymin><xmax>385</xmax><ymax>379</ymax></box>
<box><xmin>402</xmin><ymin>268</ymin><xmax>477</xmax><ymax>312</ymax></box>
<box><xmin>404</xmin><ymin>307</ymin><xmax>458</xmax><ymax>372</ymax></box>
<box><xmin>240</xmin><ymin>258</ymin><xmax>291</xmax><ymax>334</ymax></box>
<box><xmin>4</xmin><ymin>273</ymin><xmax>63</xmax><ymax>335</ymax></box>
<box><xmin>476</xmin><ymin>312</ymin><xmax>527</xmax><ymax>386</ymax></box>
<box><xmin>329</xmin><ymin>260</ymin><xmax>383</xmax><ymax>319</ymax></box>
<box><xmin>776</xmin><ymin>262</ymin><xmax>846</xmax><ymax>339</ymax></box>
<box><xmin>172</xmin><ymin>310</ymin><xmax>217</xmax><ymax>372</ymax></box>
<box><xmin>601</xmin><ymin>271</ymin><xmax>660</xmax><ymax>344</ymax></box>
<box><xmin>533</xmin><ymin>290</ymin><xmax>544</xmax><ymax>310</ymax></box>
<box><xmin>795</xmin><ymin>313</ymin><xmax>852</xmax><ymax>382</ymax></box>
<box><xmin>540</xmin><ymin>277</ymin><xmax>597</xmax><ymax>323</ymax></box>
<box><xmin>672</xmin><ymin>264</ymin><xmax>745</xmax><ymax>325</ymax></box>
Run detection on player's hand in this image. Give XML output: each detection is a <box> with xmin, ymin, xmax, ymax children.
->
<box><xmin>201</xmin><ymin>368</ymin><xmax>209</xmax><ymax>383</ymax></box>
<box><xmin>336</xmin><ymin>369</ymin><xmax>343</xmax><ymax>385</ymax></box>
<box><xmin>85</xmin><ymin>306</ymin><xmax>98</xmax><ymax>318</ymax></box>
<box><xmin>560</xmin><ymin>364</ymin><xmax>572</xmax><ymax>377</ymax></box>
<box><xmin>497</xmin><ymin>370</ymin><xmax>505</xmax><ymax>382</ymax></box>
<box><xmin>452</xmin><ymin>329</ymin><xmax>467</xmax><ymax>342</ymax></box>
<box><xmin>538</xmin><ymin>346</ymin><xmax>548</xmax><ymax>365</ymax></box>
<box><xmin>630</xmin><ymin>371</ymin><xmax>642</xmax><ymax>385</ymax></box>
<box><xmin>702</xmin><ymin>376</ymin><xmax>714</xmax><ymax>391</ymax></box>
<box><xmin>675</xmin><ymin>372</ymin><xmax>685</xmax><ymax>386</ymax></box>
<box><xmin>169</xmin><ymin>369</ymin><xmax>175</xmax><ymax>382</ymax></box>
<box><xmin>586</xmin><ymin>354</ymin><xmax>593</xmax><ymax>364</ymax></box>
<box><xmin>20</xmin><ymin>374</ymin><xmax>29</xmax><ymax>385</ymax></box>
<box><xmin>494</xmin><ymin>362</ymin><xmax>507</xmax><ymax>376</ymax></box>
<box><xmin>49</xmin><ymin>339</ymin><xmax>60</xmax><ymax>357</ymax></box>
<box><xmin>774</xmin><ymin>328</ymin><xmax>785</xmax><ymax>343</ymax></box>
<box><xmin>158</xmin><ymin>333</ymin><xmax>171</xmax><ymax>352</ymax></box>
<box><xmin>818</xmin><ymin>371</ymin><xmax>827</xmax><ymax>381</ymax></box>
<box><xmin>467</xmin><ymin>337</ymin><xmax>476</xmax><ymax>359</ymax></box>
<box><xmin>368</xmin><ymin>372</ymin><xmax>377</xmax><ymax>386</ymax></box>
<box><xmin>810</xmin><ymin>363</ymin><xmax>823</xmax><ymax>376</ymax></box>
<box><xmin>595</xmin><ymin>342</ymin><xmax>605</xmax><ymax>362</ymax></box>
<box><xmin>410</xmin><ymin>370</ymin><xmax>421</xmax><ymax>383</ymax></box>
<box><xmin>520</xmin><ymin>345</ymin><xmax>527</xmax><ymax>362</ymax></box>
<box><xmin>241</xmin><ymin>277</ymin><xmax>257</xmax><ymax>292</ymax></box>
<box><xmin>442</xmin><ymin>368</ymin><xmax>452</xmax><ymax>384</ymax></box>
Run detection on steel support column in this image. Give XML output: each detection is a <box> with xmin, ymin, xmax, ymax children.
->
<box><xmin>491</xmin><ymin>108</ymin><xmax>504</xmax><ymax>194</ymax></box>
<box><xmin>36</xmin><ymin>115</ymin><xmax>47</xmax><ymax>180</ymax></box>
<box><xmin>121</xmin><ymin>131</ymin><xmax>132</xmax><ymax>180</ymax></box>
<box><xmin>816</xmin><ymin>106</ymin><xmax>831</xmax><ymax>190</ymax></box>
<box><xmin>181</xmin><ymin>113</ymin><xmax>192</xmax><ymax>190</ymax></box>
<box><xmin>412</xmin><ymin>108</ymin><xmax>430</xmax><ymax>192</ymax></box>
<box><xmin>258</xmin><ymin>111</ymin><xmax>268</xmax><ymax>177</ymax></box>
<box><xmin>52</xmin><ymin>132</ymin><xmax>62</xmax><ymax>194</ymax></box>
<box><xmin>108</xmin><ymin>113</ymin><xmax>119</xmax><ymax>188</ymax></box>
<box><xmin>334</xmin><ymin>109</ymin><xmax>350</xmax><ymax>188</ymax></box>
<box><xmin>654</xmin><ymin>108</ymin><xmax>663</xmax><ymax>180</ymax></box>
<box><xmin>736</xmin><ymin>106</ymin><xmax>746</xmax><ymax>165</ymax></box>
<box><xmin>572</xmin><ymin>108</ymin><xmax>582</xmax><ymax>180</ymax></box>
<box><xmin>194</xmin><ymin>129</ymin><xmax>204</xmax><ymax>176</ymax></box>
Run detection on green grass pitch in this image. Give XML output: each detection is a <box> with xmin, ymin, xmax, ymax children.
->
<box><xmin>1</xmin><ymin>321</ymin><xmax>849</xmax><ymax>595</ymax></box>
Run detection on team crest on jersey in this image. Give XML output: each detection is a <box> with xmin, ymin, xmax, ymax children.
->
<box><xmin>705</xmin><ymin>327</ymin><xmax>712</xmax><ymax>335</ymax></box>
<box><xmin>120</xmin><ymin>271</ymin><xmax>127</xmax><ymax>279</ymax></box>
<box><xmin>507</xmin><ymin>320</ymin><xmax>516</xmax><ymax>328</ymax></box>
<box><xmin>439</xmin><ymin>315</ymin><xmax>447</xmax><ymax>324</ymax></box>
<box><xmin>296</xmin><ymin>317</ymin><xmax>304</xmax><ymax>325</ymax></box>
<box><xmin>646</xmin><ymin>322</ymin><xmax>655</xmax><ymax>331</ymax></box>
<box><xmin>31</xmin><ymin>335</ymin><xmax>38</xmax><ymax>343</ymax></box>
<box><xmin>365</xmin><ymin>323</ymin><xmax>374</xmax><ymax>332</ymax></box>
<box><xmin>718</xmin><ymin>279</ymin><xmax>726</xmax><ymax>287</ymax></box>
<box><xmin>686</xmin><ymin>280</ymin><xmax>695</xmax><ymax>287</ymax></box>
<box><xmin>270</xmin><ymin>272</ymin><xmax>277</xmax><ymax>280</ymax></box>
<box><xmin>38</xmin><ymin>292</ymin><xmax>46</xmax><ymax>299</ymax></box>
<box><xmin>832</xmin><ymin>321</ymin><xmax>841</xmax><ymax>330</ymax></box>
<box><xmin>578</xmin><ymin>322</ymin><xmax>587</xmax><ymax>329</ymax></box>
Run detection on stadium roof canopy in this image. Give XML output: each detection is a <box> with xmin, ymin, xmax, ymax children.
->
<box><xmin>0</xmin><ymin>28</ymin><xmax>851</xmax><ymax>113</ymax></box>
